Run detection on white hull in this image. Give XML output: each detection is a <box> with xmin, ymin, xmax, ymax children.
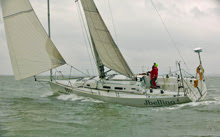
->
<box><xmin>50</xmin><ymin>82</ymin><xmax>192</xmax><ymax>107</ymax></box>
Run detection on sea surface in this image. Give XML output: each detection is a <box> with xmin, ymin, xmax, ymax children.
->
<box><xmin>0</xmin><ymin>76</ymin><xmax>220</xmax><ymax>137</ymax></box>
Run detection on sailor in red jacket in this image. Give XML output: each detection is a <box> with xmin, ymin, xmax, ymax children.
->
<box><xmin>150</xmin><ymin>63</ymin><xmax>158</xmax><ymax>88</ymax></box>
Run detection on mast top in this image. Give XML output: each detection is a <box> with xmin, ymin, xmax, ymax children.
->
<box><xmin>194</xmin><ymin>47</ymin><xmax>202</xmax><ymax>53</ymax></box>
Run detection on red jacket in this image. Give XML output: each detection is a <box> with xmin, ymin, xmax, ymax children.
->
<box><xmin>150</xmin><ymin>67</ymin><xmax>158</xmax><ymax>79</ymax></box>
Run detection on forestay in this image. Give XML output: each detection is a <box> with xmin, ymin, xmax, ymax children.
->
<box><xmin>1</xmin><ymin>0</ymin><xmax>66</xmax><ymax>80</ymax></box>
<box><xmin>80</xmin><ymin>0</ymin><xmax>134</xmax><ymax>78</ymax></box>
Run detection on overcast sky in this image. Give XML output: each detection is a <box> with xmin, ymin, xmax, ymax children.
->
<box><xmin>0</xmin><ymin>0</ymin><xmax>220</xmax><ymax>76</ymax></box>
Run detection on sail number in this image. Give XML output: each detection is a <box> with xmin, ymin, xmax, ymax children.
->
<box><xmin>64</xmin><ymin>87</ymin><xmax>73</xmax><ymax>93</ymax></box>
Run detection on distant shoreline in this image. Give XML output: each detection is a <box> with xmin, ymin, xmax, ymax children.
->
<box><xmin>1</xmin><ymin>74</ymin><xmax>220</xmax><ymax>77</ymax></box>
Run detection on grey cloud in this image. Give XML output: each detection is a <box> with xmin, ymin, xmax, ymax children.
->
<box><xmin>206</xmin><ymin>0</ymin><xmax>220</xmax><ymax>16</ymax></box>
<box><xmin>146</xmin><ymin>0</ymin><xmax>167</xmax><ymax>11</ymax></box>
<box><xmin>0</xmin><ymin>4</ymin><xmax>2</xmax><ymax>23</ymax></box>
<box><xmin>154</xmin><ymin>2</ymin><xmax>166</xmax><ymax>11</ymax></box>
<box><xmin>146</xmin><ymin>1</ymin><xmax>187</xmax><ymax>18</ymax></box>
<box><xmin>214</xmin><ymin>0</ymin><xmax>220</xmax><ymax>4</ymax></box>
<box><xmin>190</xmin><ymin>7</ymin><xmax>207</xmax><ymax>18</ymax></box>
<box><xmin>211</xmin><ymin>7</ymin><xmax>220</xmax><ymax>16</ymax></box>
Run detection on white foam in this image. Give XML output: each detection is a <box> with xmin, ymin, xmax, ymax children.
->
<box><xmin>56</xmin><ymin>93</ymin><xmax>104</xmax><ymax>103</ymax></box>
<box><xmin>81</xmin><ymin>98</ymin><xmax>104</xmax><ymax>103</ymax></box>
<box><xmin>153</xmin><ymin>100</ymin><xmax>219</xmax><ymax>112</ymax></box>
<box><xmin>57</xmin><ymin>94</ymin><xmax>84</xmax><ymax>101</ymax></box>
<box><xmin>41</xmin><ymin>91</ymin><xmax>53</xmax><ymax>97</ymax></box>
<box><xmin>213</xmin><ymin>97</ymin><xmax>220</xmax><ymax>101</ymax></box>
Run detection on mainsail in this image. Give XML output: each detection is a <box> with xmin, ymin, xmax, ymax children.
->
<box><xmin>80</xmin><ymin>0</ymin><xmax>134</xmax><ymax>78</ymax></box>
<box><xmin>1</xmin><ymin>0</ymin><xmax>66</xmax><ymax>80</ymax></box>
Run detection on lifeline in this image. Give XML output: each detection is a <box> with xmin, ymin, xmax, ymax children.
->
<box><xmin>144</xmin><ymin>100</ymin><xmax>176</xmax><ymax>106</ymax></box>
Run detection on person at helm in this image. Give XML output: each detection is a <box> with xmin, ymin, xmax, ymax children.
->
<box><xmin>150</xmin><ymin>63</ymin><xmax>158</xmax><ymax>89</ymax></box>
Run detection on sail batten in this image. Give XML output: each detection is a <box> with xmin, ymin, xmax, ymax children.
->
<box><xmin>1</xmin><ymin>0</ymin><xmax>66</xmax><ymax>80</ymax></box>
<box><xmin>80</xmin><ymin>0</ymin><xmax>134</xmax><ymax>78</ymax></box>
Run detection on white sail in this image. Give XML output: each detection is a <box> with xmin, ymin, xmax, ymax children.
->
<box><xmin>1</xmin><ymin>0</ymin><xmax>66</xmax><ymax>80</ymax></box>
<box><xmin>80</xmin><ymin>0</ymin><xmax>134</xmax><ymax>78</ymax></box>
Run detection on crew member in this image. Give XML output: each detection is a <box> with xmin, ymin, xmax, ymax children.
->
<box><xmin>150</xmin><ymin>63</ymin><xmax>158</xmax><ymax>88</ymax></box>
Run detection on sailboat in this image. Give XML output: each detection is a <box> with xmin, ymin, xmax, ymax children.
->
<box><xmin>1</xmin><ymin>0</ymin><xmax>207</xmax><ymax>107</ymax></box>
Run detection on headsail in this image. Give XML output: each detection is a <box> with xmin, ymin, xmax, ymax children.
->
<box><xmin>1</xmin><ymin>0</ymin><xmax>66</xmax><ymax>80</ymax></box>
<box><xmin>80</xmin><ymin>0</ymin><xmax>134</xmax><ymax>78</ymax></box>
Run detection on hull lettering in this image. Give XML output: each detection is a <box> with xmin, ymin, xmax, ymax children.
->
<box><xmin>144</xmin><ymin>100</ymin><xmax>176</xmax><ymax>106</ymax></box>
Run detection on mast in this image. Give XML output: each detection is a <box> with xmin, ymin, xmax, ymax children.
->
<box><xmin>47</xmin><ymin>0</ymin><xmax>52</xmax><ymax>81</ymax></box>
<box><xmin>90</xmin><ymin>38</ymin><xmax>105</xmax><ymax>78</ymax></box>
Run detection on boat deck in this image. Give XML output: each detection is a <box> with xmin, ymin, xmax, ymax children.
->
<box><xmin>55</xmin><ymin>80</ymin><xmax>184</xmax><ymax>99</ymax></box>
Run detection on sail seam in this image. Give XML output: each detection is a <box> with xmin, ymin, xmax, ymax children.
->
<box><xmin>5</xmin><ymin>24</ymin><xmax>22</xmax><ymax>80</ymax></box>
<box><xmin>84</xmin><ymin>9</ymin><xmax>97</xmax><ymax>12</ymax></box>
<box><xmin>3</xmin><ymin>9</ymin><xmax>33</xmax><ymax>19</ymax></box>
<box><xmin>93</xmin><ymin>28</ymin><xmax>108</xmax><ymax>32</ymax></box>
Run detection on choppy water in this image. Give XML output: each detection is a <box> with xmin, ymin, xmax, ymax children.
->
<box><xmin>0</xmin><ymin>76</ymin><xmax>220</xmax><ymax>137</ymax></box>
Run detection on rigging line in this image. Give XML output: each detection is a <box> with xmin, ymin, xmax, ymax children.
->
<box><xmin>54</xmin><ymin>65</ymin><xmax>88</xmax><ymax>80</ymax></box>
<box><xmin>67</xmin><ymin>63</ymin><xmax>90</xmax><ymax>76</ymax></box>
<box><xmin>107</xmin><ymin>0</ymin><xmax>118</xmax><ymax>45</ymax></box>
<box><xmin>54</xmin><ymin>68</ymin><xmax>67</xmax><ymax>80</ymax></box>
<box><xmin>75</xmin><ymin>1</ymin><xmax>96</xmax><ymax>76</ymax></box>
<box><xmin>77</xmin><ymin>1</ymin><xmax>95</xmax><ymax>60</ymax></box>
<box><xmin>107</xmin><ymin>0</ymin><xmax>133</xmax><ymax>76</ymax></box>
<box><xmin>77</xmin><ymin>1</ymin><xmax>98</xmax><ymax>75</ymax></box>
<box><xmin>106</xmin><ymin>1</ymin><xmax>133</xmax><ymax>76</ymax></box>
<box><xmin>76</xmin><ymin>2</ymin><xmax>95</xmax><ymax>74</ymax></box>
<box><xmin>37</xmin><ymin>81</ymin><xmax>52</xmax><ymax>92</ymax></box>
<box><xmin>149</xmin><ymin>0</ymin><xmax>190</xmax><ymax>72</ymax></box>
